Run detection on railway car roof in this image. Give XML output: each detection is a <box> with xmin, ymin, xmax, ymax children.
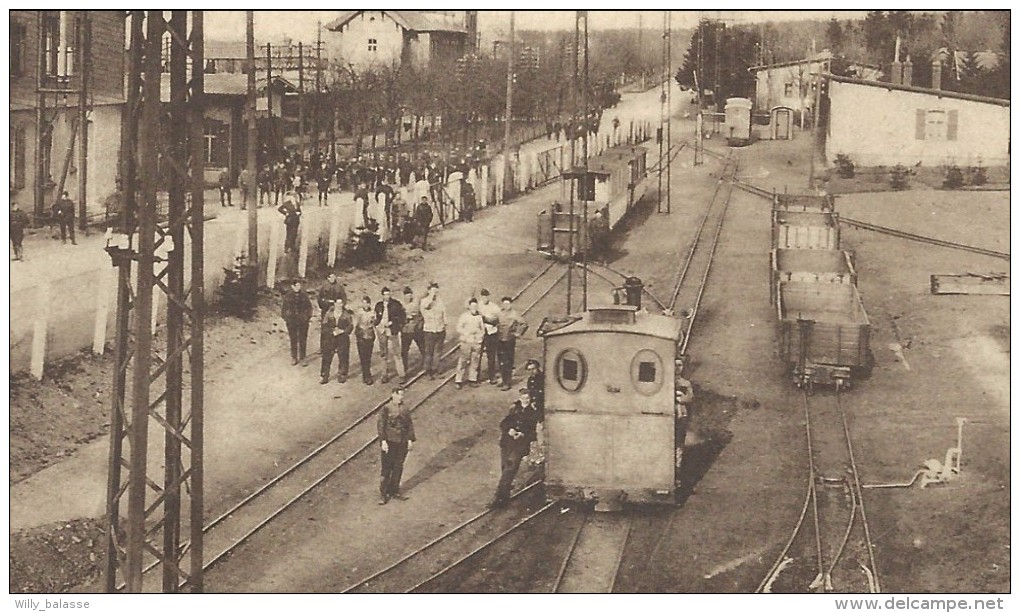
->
<box><xmin>542</xmin><ymin>307</ymin><xmax>683</xmax><ymax>342</ymax></box>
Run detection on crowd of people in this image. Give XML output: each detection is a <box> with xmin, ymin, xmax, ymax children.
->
<box><xmin>280</xmin><ymin>271</ymin><xmax>546</xmax><ymax>507</ymax></box>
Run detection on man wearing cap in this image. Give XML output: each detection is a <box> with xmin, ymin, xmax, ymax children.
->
<box><xmin>353</xmin><ymin>296</ymin><xmax>377</xmax><ymax>385</ymax></box>
<box><xmin>454</xmin><ymin>297</ymin><xmax>486</xmax><ymax>390</ymax></box>
<box><xmin>52</xmin><ymin>191</ymin><xmax>77</xmax><ymax>245</ymax></box>
<box><xmin>278</xmin><ymin>196</ymin><xmax>302</xmax><ymax>253</ymax></box>
<box><xmin>400</xmin><ymin>286</ymin><xmax>425</xmax><ymax>374</ymax></box>
<box><xmin>491</xmin><ymin>388</ymin><xmax>540</xmax><ymax>508</ymax></box>
<box><xmin>477</xmin><ymin>290</ymin><xmax>502</xmax><ymax>385</ymax></box>
<box><xmin>420</xmin><ymin>282</ymin><xmax>447</xmax><ymax>379</ymax></box>
<box><xmin>10</xmin><ymin>202</ymin><xmax>30</xmax><ymax>261</ymax></box>
<box><xmin>374</xmin><ymin>286</ymin><xmax>407</xmax><ymax>384</ymax></box>
<box><xmin>320</xmin><ymin>296</ymin><xmax>353</xmax><ymax>384</ymax></box>
<box><xmin>281</xmin><ymin>279</ymin><xmax>312</xmax><ymax>365</ymax></box>
<box><xmin>378</xmin><ymin>386</ymin><xmax>415</xmax><ymax>504</ymax></box>
<box><xmin>496</xmin><ymin>296</ymin><xmax>529</xmax><ymax>390</ymax></box>
<box><xmin>525</xmin><ymin>359</ymin><xmax>546</xmax><ymax>465</ymax></box>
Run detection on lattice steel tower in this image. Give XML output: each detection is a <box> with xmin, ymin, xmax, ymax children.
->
<box><xmin>104</xmin><ymin>10</ymin><xmax>206</xmax><ymax>593</ymax></box>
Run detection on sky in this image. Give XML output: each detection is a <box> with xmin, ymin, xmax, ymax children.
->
<box><xmin>201</xmin><ymin>9</ymin><xmax>872</xmax><ymax>44</ymax></box>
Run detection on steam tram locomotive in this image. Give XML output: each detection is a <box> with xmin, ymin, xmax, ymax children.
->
<box><xmin>536</xmin><ymin>145</ymin><xmax>649</xmax><ymax>257</ymax></box>
<box><xmin>538</xmin><ymin>302</ymin><xmax>688</xmax><ymax>508</ymax></box>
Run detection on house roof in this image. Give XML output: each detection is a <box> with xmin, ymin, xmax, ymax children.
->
<box><xmin>825</xmin><ymin>73</ymin><xmax>1010</xmax><ymax>107</ymax></box>
<box><xmin>324</xmin><ymin>10</ymin><xmax>466</xmax><ymax>34</ymax></box>
<box><xmin>159</xmin><ymin>73</ymin><xmax>299</xmax><ymax>102</ymax></box>
<box><xmin>750</xmin><ymin>51</ymin><xmax>833</xmax><ymax>73</ymax></box>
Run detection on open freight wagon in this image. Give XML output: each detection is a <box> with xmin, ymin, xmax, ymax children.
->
<box><xmin>777</xmin><ymin>281</ymin><xmax>872</xmax><ymax>390</ymax></box>
<box><xmin>769</xmin><ymin>248</ymin><xmax>857</xmax><ymax>305</ymax></box>
<box><xmin>773</xmin><ymin>193</ymin><xmax>836</xmax><ymax>213</ymax></box>
<box><xmin>772</xmin><ymin>209</ymin><xmax>840</xmax><ymax>250</ymax></box>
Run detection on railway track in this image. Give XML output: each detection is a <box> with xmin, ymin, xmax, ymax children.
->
<box><xmin>121</xmin><ymin>260</ymin><xmax>567</xmax><ymax>592</ymax></box>
<box><xmin>757</xmin><ymin>391</ymin><xmax>880</xmax><ymax>593</ymax></box>
<box><xmin>668</xmin><ymin>152</ymin><xmax>739</xmax><ymax>355</ymax></box>
<box><xmin>552</xmin><ymin>513</ymin><xmax>632</xmax><ymax>593</ymax></box>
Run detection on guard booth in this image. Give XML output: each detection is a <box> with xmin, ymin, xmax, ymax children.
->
<box><xmin>770</xmin><ymin>106</ymin><xmax>795</xmax><ymax>140</ymax></box>
<box><xmin>724</xmin><ymin>98</ymin><xmax>753</xmax><ymax>146</ymax></box>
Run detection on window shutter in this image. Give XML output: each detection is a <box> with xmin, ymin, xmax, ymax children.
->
<box><xmin>947</xmin><ymin>110</ymin><xmax>959</xmax><ymax>141</ymax></box>
<box><xmin>915</xmin><ymin>109</ymin><xmax>926</xmax><ymax>140</ymax></box>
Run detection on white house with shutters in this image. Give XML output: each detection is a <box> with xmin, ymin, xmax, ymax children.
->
<box><xmin>823</xmin><ymin>74</ymin><xmax>1010</xmax><ymax>168</ymax></box>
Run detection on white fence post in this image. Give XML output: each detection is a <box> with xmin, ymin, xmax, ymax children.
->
<box><xmin>30</xmin><ymin>281</ymin><xmax>51</xmax><ymax>380</ymax></box>
<box><xmin>480</xmin><ymin>165</ymin><xmax>489</xmax><ymax>208</ymax></box>
<box><xmin>298</xmin><ymin>211</ymin><xmax>312</xmax><ymax>278</ymax></box>
<box><xmin>92</xmin><ymin>266</ymin><xmax>114</xmax><ymax>355</ymax></box>
<box><xmin>267</xmin><ymin>219</ymin><xmax>281</xmax><ymax>288</ymax></box>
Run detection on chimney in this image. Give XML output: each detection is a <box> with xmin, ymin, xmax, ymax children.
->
<box><xmin>891</xmin><ymin>61</ymin><xmax>903</xmax><ymax>85</ymax></box>
<box><xmin>932</xmin><ymin>60</ymin><xmax>942</xmax><ymax>90</ymax></box>
<box><xmin>890</xmin><ymin>34</ymin><xmax>902</xmax><ymax>84</ymax></box>
<box><xmin>465</xmin><ymin>11</ymin><xmax>479</xmax><ymax>51</ymax></box>
<box><xmin>903</xmin><ymin>55</ymin><xmax>913</xmax><ymax>86</ymax></box>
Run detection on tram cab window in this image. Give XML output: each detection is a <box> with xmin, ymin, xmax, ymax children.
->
<box><xmin>631</xmin><ymin>349</ymin><xmax>664</xmax><ymax>396</ymax></box>
<box><xmin>556</xmin><ymin>349</ymin><xmax>587</xmax><ymax>393</ymax></box>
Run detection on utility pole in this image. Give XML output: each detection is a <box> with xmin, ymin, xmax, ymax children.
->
<box><xmin>265</xmin><ymin>42</ymin><xmax>273</xmax><ymax>161</ymax></box>
<box><xmin>665</xmin><ymin>10</ymin><xmax>672</xmax><ymax>214</ymax></box>
<box><xmin>77</xmin><ymin>12</ymin><xmax>91</xmax><ymax>231</ymax></box>
<box><xmin>298</xmin><ymin>41</ymin><xmax>306</xmax><ymax>161</ymax></box>
<box><xmin>246</xmin><ymin>11</ymin><xmax>258</xmax><ymax>267</ymax></box>
<box><xmin>658</xmin><ymin>10</ymin><xmax>667</xmax><ymax>214</ymax></box>
<box><xmin>809</xmin><ymin>69</ymin><xmax>823</xmax><ymax>189</ymax></box>
<box><xmin>502</xmin><ymin>11</ymin><xmax>515</xmax><ymax>204</ymax></box>
<box><xmin>315</xmin><ymin>22</ymin><xmax>323</xmax><ymax>158</ymax></box>
<box><xmin>580</xmin><ymin>10</ymin><xmax>589</xmax><ymax>312</ymax></box>
<box><xmin>566</xmin><ymin>11</ymin><xmax>578</xmax><ymax>316</ymax></box>
<box><xmin>637</xmin><ymin>13</ymin><xmax>643</xmax><ymax>90</ymax></box>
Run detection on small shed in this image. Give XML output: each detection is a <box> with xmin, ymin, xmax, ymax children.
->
<box><xmin>770</xmin><ymin>106</ymin><xmax>795</xmax><ymax>140</ymax></box>
<box><xmin>724</xmin><ymin>98</ymin><xmax>753</xmax><ymax>146</ymax></box>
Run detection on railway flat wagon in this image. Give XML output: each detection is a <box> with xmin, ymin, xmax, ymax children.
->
<box><xmin>773</xmin><ymin>193</ymin><xmax>835</xmax><ymax>213</ymax></box>
<box><xmin>772</xmin><ymin>210</ymin><xmax>840</xmax><ymax>250</ymax></box>
<box><xmin>777</xmin><ymin>281</ymin><xmax>871</xmax><ymax>390</ymax></box>
<box><xmin>537</xmin><ymin>146</ymin><xmax>649</xmax><ymax>256</ymax></box>
<box><xmin>769</xmin><ymin>248</ymin><xmax>857</xmax><ymax>305</ymax></box>
<box><xmin>539</xmin><ymin>306</ymin><xmax>685</xmax><ymax>506</ymax></box>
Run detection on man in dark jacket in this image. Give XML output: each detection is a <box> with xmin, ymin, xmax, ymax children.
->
<box><xmin>52</xmin><ymin>191</ymin><xmax>76</xmax><ymax>244</ymax></box>
<box><xmin>281</xmin><ymin>279</ymin><xmax>312</xmax><ymax>365</ymax></box>
<box><xmin>218</xmin><ymin>168</ymin><xmax>232</xmax><ymax>207</ymax></box>
<box><xmin>278</xmin><ymin>196</ymin><xmax>301</xmax><ymax>253</ymax></box>
<box><xmin>378</xmin><ymin>387</ymin><xmax>416</xmax><ymax>504</ymax></box>
<box><xmin>400</xmin><ymin>286</ymin><xmax>425</xmax><ymax>374</ymax></box>
<box><xmin>374</xmin><ymin>287</ymin><xmax>407</xmax><ymax>384</ymax></box>
<box><xmin>320</xmin><ymin>297</ymin><xmax>354</xmax><ymax>384</ymax></box>
<box><xmin>10</xmin><ymin>202</ymin><xmax>30</xmax><ymax>260</ymax></box>
<box><xmin>414</xmin><ymin>196</ymin><xmax>433</xmax><ymax>250</ymax></box>
<box><xmin>491</xmin><ymin>389</ymin><xmax>541</xmax><ymax>508</ymax></box>
<box><xmin>460</xmin><ymin>178</ymin><xmax>477</xmax><ymax>222</ymax></box>
<box><xmin>317</xmin><ymin>271</ymin><xmax>347</xmax><ymax>314</ymax></box>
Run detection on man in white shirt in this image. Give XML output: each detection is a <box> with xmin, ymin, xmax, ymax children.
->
<box><xmin>477</xmin><ymin>289</ymin><xmax>502</xmax><ymax>385</ymax></box>
<box><xmin>454</xmin><ymin>298</ymin><xmax>486</xmax><ymax>389</ymax></box>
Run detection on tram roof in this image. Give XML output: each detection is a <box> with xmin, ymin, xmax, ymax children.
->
<box><xmin>541</xmin><ymin>307</ymin><xmax>683</xmax><ymax>342</ymax></box>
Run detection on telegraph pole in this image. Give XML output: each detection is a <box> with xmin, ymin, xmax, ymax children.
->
<box><xmin>501</xmin><ymin>10</ymin><xmax>515</xmax><ymax>204</ymax></box>
<box><xmin>665</xmin><ymin>10</ymin><xmax>672</xmax><ymax>214</ymax></box>
<box><xmin>315</xmin><ymin>22</ymin><xmax>323</xmax><ymax>157</ymax></box>
<box><xmin>298</xmin><ymin>41</ymin><xmax>306</xmax><ymax>160</ymax></box>
<box><xmin>246</xmin><ymin>11</ymin><xmax>258</xmax><ymax>266</ymax></box>
<box><xmin>580</xmin><ymin>10</ymin><xmax>589</xmax><ymax>312</ymax></box>
<box><xmin>566</xmin><ymin>11</ymin><xmax>578</xmax><ymax>315</ymax></box>
<box><xmin>265</xmin><ymin>42</ymin><xmax>273</xmax><ymax>160</ymax></box>
<box><xmin>77</xmin><ymin>13</ymin><xmax>90</xmax><ymax>231</ymax></box>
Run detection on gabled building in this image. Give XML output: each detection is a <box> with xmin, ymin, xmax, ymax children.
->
<box><xmin>750</xmin><ymin>52</ymin><xmax>833</xmax><ymax>119</ymax></box>
<box><xmin>10</xmin><ymin>10</ymin><xmax>126</xmax><ymax>220</ymax></box>
<box><xmin>823</xmin><ymin>74</ymin><xmax>1009</xmax><ymax>168</ymax></box>
<box><xmin>323</xmin><ymin>10</ymin><xmax>477</xmax><ymax>72</ymax></box>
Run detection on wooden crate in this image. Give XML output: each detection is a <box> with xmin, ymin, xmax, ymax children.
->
<box><xmin>770</xmin><ymin>249</ymin><xmax>857</xmax><ymax>304</ymax></box>
<box><xmin>777</xmin><ymin>281</ymin><xmax>871</xmax><ymax>387</ymax></box>
<box><xmin>772</xmin><ymin>210</ymin><xmax>840</xmax><ymax>250</ymax></box>
<box><xmin>773</xmin><ymin>193</ymin><xmax>835</xmax><ymax>212</ymax></box>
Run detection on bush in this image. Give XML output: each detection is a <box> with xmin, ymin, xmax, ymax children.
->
<box><xmin>970</xmin><ymin>166</ymin><xmax>988</xmax><ymax>186</ymax></box>
<box><xmin>890</xmin><ymin>164</ymin><xmax>910</xmax><ymax>190</ymax></box>
<box><xmin>943</xmin><ymin>165</ymin><xmax>965</xmax><ymax>189</ymax></box>
<box><xmin>834</xmin><ymin>153</ymin><xmax>855</xmax><ymax>179</ymax></box>
<box><xmin>218</xmin><ymin>254</ymin><xmax>259</xmax><ymax>319</ymax></box>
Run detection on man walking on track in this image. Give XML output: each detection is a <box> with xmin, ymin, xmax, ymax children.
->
<box><xmin>378</xmin><ymin>387</ymin><xmax>415</xmax><ymax>505</ymax></box>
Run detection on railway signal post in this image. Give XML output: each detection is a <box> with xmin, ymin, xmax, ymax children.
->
<box><xmin>104</xmin><ymin>10</ymin><xmax>206</xmax><ymax>593</ymax></box>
